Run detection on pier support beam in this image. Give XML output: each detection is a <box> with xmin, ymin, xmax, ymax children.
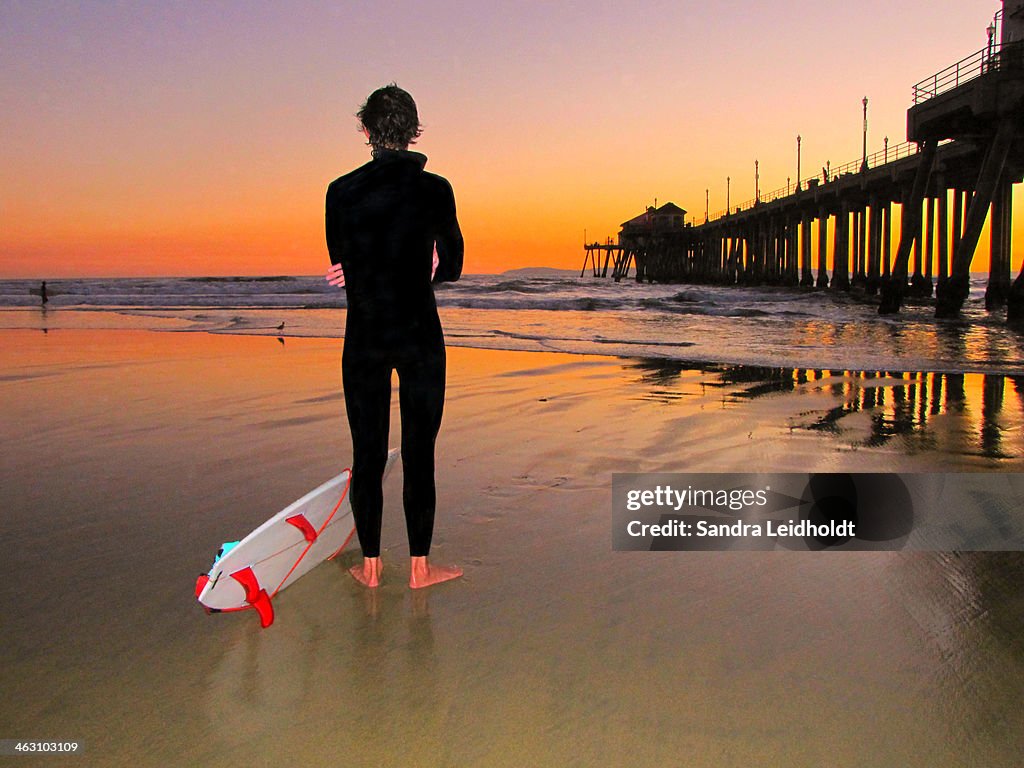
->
<box><xmin>1006</xmin><ymin>191</ymin><xmax>1024</xmax><ymax>322</ymax></box>
<box><xmin>731</xmin><ymin>237</ymin><xmax>742</xmax><ymax>284</ymax></box>
<box><xmin>866</xmin><ymin>196</ymin><xmax>882</xmax><ymax>295</ymax></box>
<box><xmin>986</xmin><ymin>180</ymin><xmax>1013</xmax><ymax>309</ymax></box>
<box><xmin>772</xmin><ymin>225</ymin><xmax>780</xmax><ymax>284</ymax></box>
<box><xmin>788</xmin><ymin>219</ymin><xmax>799</xmax><ymax>285</ymax></box>
<box><xmin>857</xmin><ymin>206</ymin><xmax>868</xmax><ymax>288</ymax></box>
<box><xmin>937</xmin><ymin>120</ymin><xmax>1015</xmax><ymax>318</ymax></box>
<box><xmin>882</xmin><ymin>201</ymin><xmax>892</xmax><ymax>280</ymax></box>
<box><xmin>816</xmin><ymin>208</ymin><xmax>830</xmax><ymax>288</ymax></box>
<box><xmin>800</xmin><ymin>212</ymin><xmax>813</xmax><ymax>287</ymax></box>
<box><xmin>910</xmin><ymin>194</ymin><xmax>928</xmax><ymax>296</ymax></box>
<box><xmin>851</xmin><ymin>208</ymin><xmax>866</xmax><ymax>289</ymax></box>
<box><xmin>953</xmin><ymin>189</ymin><xmax>965</xmax><ymax>258</ymax></box>
<box><xmin>937</xmin><ymin>187</ymin><xmax>949</xmax><ymax>290</ymax></box>
<box><xmin>879</xmin><ymin>139</ymin><xmax>938</xmax><ymax>315</ymax></box>
<box><xmin>922</xmin><ymin>196</ymin><xmax>935</xmax><ymax>297</ymax></box>
<box><xmin>833</xmin><ymin>202</ymin><xmax>851</xmax><ymax>291</ymax></box>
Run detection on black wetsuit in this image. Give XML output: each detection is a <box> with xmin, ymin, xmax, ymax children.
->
<box><xmin>325</xmin><ymin>149</ymin><xmax>463</xmax><ymax>558</ymax></box>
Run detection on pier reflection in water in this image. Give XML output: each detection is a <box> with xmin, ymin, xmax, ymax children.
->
<box><xmin>628</xmin><ymin>359</ymin><xmax>1024</xmax><ymax>462</ymax></box>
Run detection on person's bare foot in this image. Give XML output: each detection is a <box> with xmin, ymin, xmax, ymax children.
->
<box><xmin>349</xmin><ymin>556</ymin><xmax>382</xmax><ymax>587</ymax></box>
<box><xmin>409</xmin><ymin>556</ymin><xmax>463</xmax><ymax>589</ymax></box>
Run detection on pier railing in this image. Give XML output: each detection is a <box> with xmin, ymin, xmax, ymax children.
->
<box><xmin>911</xmin><ymin>40</ymin><xmax>1019</xmax><ymax>104</ymax></box>
<box><xmin>701</xmin><ymin>39</ymin><xmax>1024</xmax><ymax>225</ymax></box>
<box><xmin>706</xmin><ymin>140</ymin><xmax>923</xmax><ymax>223</ymax></box>
<box><xmin>829</xmin><ymin>140</ymin><xmax>921</xmax><ymax>179</ymax></box>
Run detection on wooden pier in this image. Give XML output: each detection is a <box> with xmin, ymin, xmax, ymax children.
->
<box><xmin>589</xmin><ymin>2</ymin><xmax>1024</xmax><ymax>322</ymax></box>
<box><xmin>580</xmin><ymin>240</ymin><xmax>637</xmax><ymax>281</ymax></box>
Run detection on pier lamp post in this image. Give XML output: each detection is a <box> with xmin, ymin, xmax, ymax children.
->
<box><xmin>727</xmin><ymin>176</ymin><xmax>731</xmax><ymax>214</ymax></box>
<box><xmin>705</xmin><ymin>188</ymin><xmax>709</xmax><ymax>223</ymax></box>
<box><xmin>755</xmin><ymin>160</ymin><xmax>760</xmax><ymax>203</ymax></box>
<box><xmin>884</xmin><ymin>136</ymin><xmax>889</xmax><ymax>164</ymax></box>
<box><xmin>796</xmin><ymin>135</ymin><xmax>801</xmax><ymax>193</ymax></box>
<box><xmin>987</xmin><ymin>20</ymin><xmax>995</xmax><ymax>71</ymax></box>
<box><xmin>861</xmin><ymin>96</ymin><xmax>869</xmax><ymax>173</ymax></box>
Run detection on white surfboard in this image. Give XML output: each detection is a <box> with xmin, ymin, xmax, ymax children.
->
<box><xmin>195</xmin><ymin>448</ymin><xmax>399</xmax><ymax>627</ymax></box>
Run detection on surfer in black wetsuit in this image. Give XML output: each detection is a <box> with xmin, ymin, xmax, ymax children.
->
<box><xmin>325</xmin><ymin>84</ymin><xmax>464</xmax><ymax>589</ymax></box>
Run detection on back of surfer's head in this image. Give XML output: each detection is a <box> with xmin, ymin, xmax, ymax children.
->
<box><xmin>357</xmin><ymin>83</ymin><xmax>422</xmax><ymax>154</ymax></box>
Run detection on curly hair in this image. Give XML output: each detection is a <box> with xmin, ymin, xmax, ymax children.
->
<box><xmin>356</xmin><ymin>83</ymin><xmax>423</xmax><ymax>154</ymax></box>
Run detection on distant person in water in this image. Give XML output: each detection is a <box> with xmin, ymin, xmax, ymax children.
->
<box><xmin>40</xmin><ymin>281</ymin><xmax>48</xmax><ymax>305</ymax></box>
<box><xmin>324</xmin><ymin>83</ymin><xmax>464</xmax><ymax>589</ymax></box>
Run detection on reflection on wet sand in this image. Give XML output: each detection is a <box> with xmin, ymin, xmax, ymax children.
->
<box><xmin>893</xmin><ymin>552</ymin><xmax>1024</xmax><ymax>761</ymax></box>
<box><xmin>628</xmin><ymin>359</ymin><xmax>1024</xmax><ymax>461</ymax></box>
<box><xmin>3</xmin><ymin>330</ymin><xmax>1023</xmax><ymax>766</ymax></box>
<box><xmin>196</xmin><ymin>549</ymin><xmax>1024</xmax><ymax>766</ymax></box>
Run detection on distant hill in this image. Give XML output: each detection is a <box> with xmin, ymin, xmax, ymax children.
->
<box><xmin>501</xmin><ymin>267</ymin><xmax>578</xmax><ymax>278</ymax></box>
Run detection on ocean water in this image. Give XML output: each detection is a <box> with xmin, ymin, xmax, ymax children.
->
<box><xmin>3</xmin><ymin>278</ymin><xmax>1024</xmax><ymax>766</ymax></box>
<box><xmin>2</xmin><ymin>272</ymin><xmax>1022</xmax><ymax>375</ymax></box>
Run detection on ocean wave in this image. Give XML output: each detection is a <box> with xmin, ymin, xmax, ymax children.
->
<box><xmin>2</xmin><ymin>272</ymin><xmax>1019</xmax><ymax>375</ymax></box>
<box><xmin>488</xmin><ymin>279</ymin><xmax>551</xmax><ymax>294</ymax></box>
<box><xmin>487</xmin><ymin>328</ymin><xmax>694</xmax><ymax>349</ymax></box>
<box><xmin>635</xmin><ymin>299</ymin><xmax>772</xmax><ymax>318</ymax></box>
<box><xmin>444</xmin><ymin>296</ymin><xmax>625</xmax><ymax>312</ymax></box>
<box><xmin>184</xmin><ymin>276</ymin><xmax>296</xmax><ymax>283</ymax></box>
<box><xmin>669</xmin><ymin>290</ymin><xmax>706</xmax><ymax>303</ymax></box>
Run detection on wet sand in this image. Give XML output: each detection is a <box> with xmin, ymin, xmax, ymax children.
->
<box><xmin>2</xmin><ymin>328</ymin><xmax>1023</xmax><ymax>767</ymax></box>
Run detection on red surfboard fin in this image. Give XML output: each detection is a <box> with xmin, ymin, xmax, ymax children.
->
<box><xmin>230</xmin><ymin>567</ymin><xmax>275</xmax><ymax>628</ymax></box>
<box><xmin>250</xmin><ymin>591</ymin><xmax>274</xmax><ymax>628</ymax></box>
<box><xmin>195</xmin><ymin>573</ymin><xmax>210</xmax><ymax>598</ymax></box>
<box><xmin>285</xmin><ymin>513</ymin><xmax>318</xmax><ymax>543</ymax></box>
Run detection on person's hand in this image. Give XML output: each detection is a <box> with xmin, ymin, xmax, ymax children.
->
<box><xmin>326</xmin><ymin>263</ymin><xmax>345</xmax><ymax>287</ymax></box>
<box><xmin>432</xmin><ymin>243</ymin><xmax>439</xmax><ymax>280</ymax></box>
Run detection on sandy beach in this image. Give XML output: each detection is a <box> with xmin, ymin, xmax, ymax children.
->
<box><xmin>2</xmin><ymin>326</ymin><xmax>1024</xmax><ymax>767</ymax></box>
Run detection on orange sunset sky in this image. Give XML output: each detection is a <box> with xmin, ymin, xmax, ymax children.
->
<box><xmin>1</xmin><ymin>1</ymin><xmax>1018</xmax><ymax>278</ymax></box>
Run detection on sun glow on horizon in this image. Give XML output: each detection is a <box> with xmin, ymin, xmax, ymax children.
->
<box><xmin>0</xmin><ymin>1</ymin><xmax>1016</xmax><ymax>279</ymax></box>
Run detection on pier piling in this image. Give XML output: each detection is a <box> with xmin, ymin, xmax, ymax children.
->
<box><xmin>595</xmin><ymin>16</ymin><xmax>1023</xmax><ymax>325</ymax></box>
